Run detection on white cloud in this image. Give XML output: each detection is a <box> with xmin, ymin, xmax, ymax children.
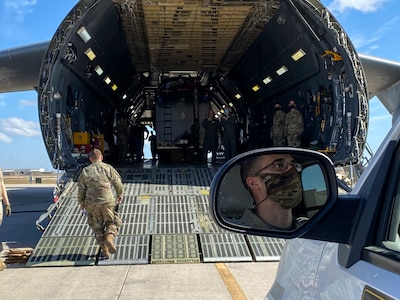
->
<box><xmin>375</xmin><ymin>15</ymin><xmax>400</xmax><ymax>36</ymax></box>
<box><xmin>0</xmin><ymin>117</ymin><xmax>41</xmax><ymax>137</ymax></box>
<box><xmin>328</xmin><ymin>0</ymin><xmax>390</xmax><ymax>13</ymax></box>
<box><xmin>345</xmin><ymin>15</ymin><xmax>399</xmax><ymax>54</ymax></box>
<box><xmin>3</xmin><ymin>0</ymin><xmax>38</xmax><ymax>23</ymax></box>
<box><xmin>18</xmin><ymin>99</ymin><xmax>37</xmax><ymax>108</ymax></box>
<box><xmin>1</xmin><ymin>0</ymin><xmax>38</xmax><ymax>39</ymax></box>
<box><xmin>369</xmin><ymin>113</ymin><xmax>391</xmax><ymax>123</ymax></box>
<box><xmin>351</xmin><ymin>34</ymin><xmax>380</xmax><ymax>50</ymax></box>
<box><xmin>0</xmin><ymin>132</ymin><xmax>12</xmax><ymax>144</ymax></box>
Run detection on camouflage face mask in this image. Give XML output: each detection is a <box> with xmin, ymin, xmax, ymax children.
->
<box><xmin>256</xmin><ymin>166</ymin><xmax>302</xmax><ymax>209</ymax></box>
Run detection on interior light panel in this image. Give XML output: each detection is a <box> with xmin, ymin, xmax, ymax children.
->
<box><xmin>292</xmin><ymin>49</ymin><xmax>306</xmax><ymax>61</ymax></box>
<box><xmin>94</xmin><ymin>65</ymin><xmax>103</xmax><ymax>76</ymax></box>
<box><xmin>104</xmin><ymin>76</ymin><xmax>111</xmax><ymax>84</ymax></box>
<box><xmin>276</xmin><ymin>65</ymin><xmax>288</xmax><ymax>76</ymax></box>
<box><xmin>77</xmin><ymin>26</ymin><xmax>92</xmax><ymax>43</ymax></box>
<box><xmin>263</xmin><ymin>76</ymin><xmax>272</xmax><ymax>84</ymax></box>
<box><xmin>84</xmin><ymin>48</ymin><xmax>96</xmax><ymax>61</ymax></box>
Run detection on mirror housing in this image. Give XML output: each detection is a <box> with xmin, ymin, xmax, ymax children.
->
<box><xmin>209</xmin><ymin>148</ymin><xmax>339</xmax><ymax>239</ymax></box>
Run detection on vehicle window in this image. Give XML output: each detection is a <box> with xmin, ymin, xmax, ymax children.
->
<box><xmin>335</xmin><ymin>165</ymin><xmax>360</xmax><ymax>194</ymax></box>
<box><xmin>301</xmin><ymin>164</ymin><xmax>327</xmax><ymax>218</ymax></box>
<box><xmin>382</xmin><ymin>180</ymin><xmax>400</xmax><ymax>251</ymax></box>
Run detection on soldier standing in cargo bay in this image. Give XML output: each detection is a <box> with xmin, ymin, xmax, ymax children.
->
<box><xmin>77</xmin><ymin>149</ymin><xmax>124</xmax><ymax>258</ymax></box>
<box><xmin>270</xmin><ymin>102</ymin><xmax>286</xmax><ymax>146</ymax></box>
<box><xmin>114</xmin><ymin>117</ymin><xmax>130</xmax><ymax>163</ymax></box>
<box><xmin>285</xmin><ymin>100</ymin><xmax>304</xmax><ymax>147</ymax></box>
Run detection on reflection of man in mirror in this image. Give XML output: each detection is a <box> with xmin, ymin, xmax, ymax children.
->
<box><xmin>240</xmin><ymin>154</ymin><xmax>306</xmax><ymax>230</ymax></box>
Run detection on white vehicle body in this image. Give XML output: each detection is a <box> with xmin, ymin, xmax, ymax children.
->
<box><xmin>269</xmin><ymin>239</ymin><xmax>399</xmax><ymax>299</ymax></box>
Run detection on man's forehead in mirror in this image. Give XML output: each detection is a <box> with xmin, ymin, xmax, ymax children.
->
<box><xmin>241</xmin><ymin>153</ymin><xmax>294</xmax><ymax>184</ymax></box>
<box><xmin>257</xmin><ymin>154</ymin><xmax>293</xmax><ymax>168</ymax></box>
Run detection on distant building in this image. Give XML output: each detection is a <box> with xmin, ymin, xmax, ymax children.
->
<box><xmin>2</xmin><ymin>168</ymin><xmax>51</xmax><ymax>176</ymax></box>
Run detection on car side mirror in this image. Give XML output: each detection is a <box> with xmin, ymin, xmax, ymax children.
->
<box><xmin>209</xmin><ymin>148</ymin><xmax>338</xmax><ymax>239</ymax></box>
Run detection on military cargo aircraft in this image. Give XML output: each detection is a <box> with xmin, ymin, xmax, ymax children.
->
<box><xmin>1</xmin><ymin>0</ymin><xmax>399</xmax><ymax>178</ymax></box>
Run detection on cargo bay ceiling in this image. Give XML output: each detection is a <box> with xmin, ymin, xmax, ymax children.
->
<box><xmin>121</xmin><ymin>0</ymin><xmax>278</xmax><ymax>72</ymax></box>
<box><xmin>38</xmin><ymin>0</ymin><xmax>368</xmax><ymax>170</ymax></box>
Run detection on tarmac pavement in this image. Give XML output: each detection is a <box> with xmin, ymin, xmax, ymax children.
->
<box><xmin>0</xmin><ymin>184</ymin><xmax>279</xmax><ymax>300</ymax></box>
<box><xmin>1</xmin><ymin>262</ymin><xmax>278</xmax><ymax>299</ymax></box>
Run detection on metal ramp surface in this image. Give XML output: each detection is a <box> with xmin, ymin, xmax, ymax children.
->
<box><xmin>150</xmin><ymin>234</ymin><xmax>200</xmax><ymax>264</ymax></box>
<box><xmin>28</xmin><ymin>236</ymin><xmax>98</xmax><ymax>267</ymax></box>
<box><xmin>27</xmin><ymin>165</ymin><xmax>285</xmax><ymax>267</ymax></box>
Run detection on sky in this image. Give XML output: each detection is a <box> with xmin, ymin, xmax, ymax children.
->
<box><xmin>0</xmin><ymin>0</ymin><xmax>399</xmax><ymax>171</ymax></box>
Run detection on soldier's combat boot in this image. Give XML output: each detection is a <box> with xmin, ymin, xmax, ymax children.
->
<box><xmin>105</xmin><ymin>234</ymin><xmax>117</xmax><ymax>254</ymax></box>
<box><xmin>101</xmin><ymin>244</ymin><xmax>110</xmax><ymax>258</ymax></box>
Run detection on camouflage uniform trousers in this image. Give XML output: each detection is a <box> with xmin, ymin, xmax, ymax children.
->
<box><xmin>272</xmin><ymin>133</ymin><xmax>285</xmax><ymax>146</ymax></box>
<box><xmin>286</xmin><ymin>133</ymin><xmax>301</xmax><ymax>147</ymax></box>
<box><xmin>271</xmin><ymin>110</ymin><xmax>286</xmax><ymax>146</ymax></box>
<box><xmin>85</xmin><ymin>201</ymin><xmax>123</xmax><ymax>245</ymax></box>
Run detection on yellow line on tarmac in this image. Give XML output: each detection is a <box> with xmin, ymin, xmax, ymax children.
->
<box><xmin>215</xmin><ymin>263</ymin><xmax>247</xmax><ymax>300</ymax></box>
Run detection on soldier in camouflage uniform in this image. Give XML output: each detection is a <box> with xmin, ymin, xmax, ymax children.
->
<box><xmin>284</xmin><ymin>100</ymin><xmax>304</xmax><ymax>147</ymax></box>
<box><xmin>270</xmin><ymin>103</ymin><xmax>286</xmax><ymax>146</ymax></box>
<box><xmin>239</xmin><ymin>154</ymin><xmax>306</xmax><ymax>230</ymax></box>
<box><xmin>77</xmin><ymin>149</ymin><xmax>123</xmax><ymax>258</ymax></box>
<box><xmin>114</xmin><ymin>118</ymin><xmax>130</xmax><ymax>163</ymax></box>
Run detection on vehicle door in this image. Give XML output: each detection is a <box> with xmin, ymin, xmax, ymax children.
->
<box><xmin>310</xmin><ymin>143</ymin><xmax>400</xmax><ymax>299</ymax></box>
